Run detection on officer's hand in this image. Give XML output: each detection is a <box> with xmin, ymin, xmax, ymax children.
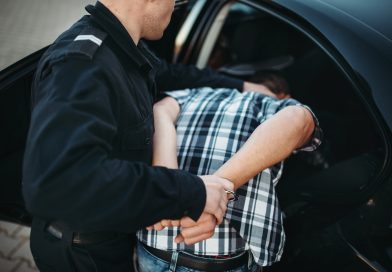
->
<box><xmin>200</xmin><ymin>175</ymin><xmax>233</xmax><ymax>224</ymax></box>
<box><xmin>146</xmin><ymin>219</ymin><xmax>180</xmax><ymax>231</ymax></box>
<box><xmin>146</xmin><ymin>175</ymin><xmax>232</xmax><ymax>230</ymax></box>
<box><xmin>175</xmin><ymin>213</ymin><xmax>217</xmax><ymax>245</ymax></box>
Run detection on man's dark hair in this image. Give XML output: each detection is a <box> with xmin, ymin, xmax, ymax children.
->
<box><xmin>250</xmin><ymin>71</ymin><xmax>290</xmax><ymax>95</ymax></box>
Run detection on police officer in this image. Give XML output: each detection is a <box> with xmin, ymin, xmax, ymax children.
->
<box><xmin>22</xmin><ymin>0</ymin><xmax>271</xmax><ymax>271</ymax></box>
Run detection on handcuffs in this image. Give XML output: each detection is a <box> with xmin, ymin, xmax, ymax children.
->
<box><xmin>225</xmin><ymin>189</ymin><xmax>239</xmax><ymax>202</ymax></box>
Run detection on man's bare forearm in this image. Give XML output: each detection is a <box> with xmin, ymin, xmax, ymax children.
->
<box><xmin>152</xmin><ymin>97</ymin><xmax>180</xmax><ymax>169</ymax></box>
<box><xmin>153</xmin><ymin>97</ymin><xmax>233</xmax><ymax>225</ymax></box>
<box><xmin>214</xmin><ymin>105</ymin><xmax>315</xmax><ymax>190</ymax></box>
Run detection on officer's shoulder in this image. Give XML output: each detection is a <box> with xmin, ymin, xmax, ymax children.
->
<box><xmin>64</xmin><ymin>25</ymin><xmax>108</xmax><ymax>60</ymax></box>
<box><xmin>36</xmin><ymin>24</ymin><xmax>109</xmax><ymax>82</ymax></box>
<box><xmin>45</xmin><ymin>24</ymin><xmax>108</xmax><ymax>63</ymax></box>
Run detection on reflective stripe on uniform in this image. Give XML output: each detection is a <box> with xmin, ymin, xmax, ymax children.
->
<box><xmin>74</xmin><ymin>35</ymin><xmax>103</xmax><ymax>46</ymax></box>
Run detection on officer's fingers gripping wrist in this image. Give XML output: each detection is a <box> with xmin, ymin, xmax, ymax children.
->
<box><xmin>146</xmin><ymin>225</ymin><xmax>154</xmax><ymax>230</ymax></box>
<box><xmin>161</xmin><ymin>219</ymin><xmax>173</xmax><ymax>227</ymax></box>
<box><xmin>153</xmin><ymin>222</ymin><xmax>165</xmax><ymax>231</ymax></box>
<box><xmin>175</xmin><ymin>233</ymin><xmax>184</xmax><ymax>243</ymax></box>
<box><xmin>170</xmin><ymin>220</ymin><xmax>181</xmax><ymax>227</ymax></box>
<box><xmin>180</xmin><ymin>217</ymin><xmax>197</xmax><ymax>228</ymax></box>
<box><xmin>214</xmin><ymin>208</ymin><xmax>224</xmax><ymax>225</ymax></box>
<box><xmin>221</xmin><ymin>178</ymin><xmax>234</xmax><ymax>192</ymax></box>
<box><xmin>184</xmin><ymin>232</ymin><xmax>215</xmax><ymax>245</ymax></box>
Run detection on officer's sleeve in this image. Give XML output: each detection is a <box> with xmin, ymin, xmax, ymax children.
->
<box><xmin>155</xmin><ymin>59</ymin><xmax>243</xmax><ymax>92</ymax></box>
<box><xmin>22</xmin><ymin>58</ymin><xmax>206</xmax><ymax>232</ymax></box>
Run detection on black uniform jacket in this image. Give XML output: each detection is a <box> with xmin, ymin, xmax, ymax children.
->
<box><xmin>22</xmin><ymin>2</ymin><xmax>243</xmax><ymax>232</ymax></box>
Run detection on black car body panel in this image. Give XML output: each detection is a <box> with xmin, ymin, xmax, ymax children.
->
<box><xmin>274</xmin><ymin>0</ymin><xmax>392</xmax><ymax>131</ymax></box>
<box><xmin>1</xmin><ymin>0</ymin><xmax>391</xmax><ymax>271</ymax></box>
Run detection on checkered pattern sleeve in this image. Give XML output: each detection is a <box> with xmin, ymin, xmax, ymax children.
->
<box><xmin>162</xmin><ymin>88</ymin><xmax>194</xmax><ymax>108</ymax></box>
<box><xmin>253</xmin><ymin>96</ymin><xmax>323</xmax><ymax>152</ymax></box>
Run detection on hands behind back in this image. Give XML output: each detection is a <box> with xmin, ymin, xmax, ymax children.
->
<box><xmin>146</xmin><ymin>175</ymin><xmax>233</xmax><ymax>245</ymax></box>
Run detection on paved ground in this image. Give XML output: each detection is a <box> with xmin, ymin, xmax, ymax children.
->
<box><xmin>1</xmin><ymin>1</ymin><xmax>92</xmax><ymax>271</ymax></box>
<box><xmin>0</xmin><ymin>221</ymin><xmax>37</xmax><ymax>272</ymax></box>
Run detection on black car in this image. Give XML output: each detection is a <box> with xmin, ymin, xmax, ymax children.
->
<box><xmin>1</xmin><ymin>0</ymin><xmax>391</xmax><ymax>271</ymax></box>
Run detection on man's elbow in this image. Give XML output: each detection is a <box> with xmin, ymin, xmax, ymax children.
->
<box><xmin>286</xmin><ymin>106</ymin><xmax>315</xmax><ymax>145</ymax></box>
<box><xmin>153</xmin><ymin>97</ymin><xmax>180</xmax><ymax>120</ymax></box>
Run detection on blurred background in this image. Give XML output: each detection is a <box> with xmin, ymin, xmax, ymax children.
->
<box><xmin>0</xmin><ymin>0</ymin><xmax>94</xmax><ymax>70</ymax></box>
<box><xmin>0</xmin><ymin>1</ymin><xmax>94</xmax><ymax>270</ymax></box>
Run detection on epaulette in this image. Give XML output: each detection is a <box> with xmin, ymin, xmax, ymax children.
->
<box><xmin>69</xmin><ymin>26</ymin><xmax>107</xmax><ymax>59</ymax></box>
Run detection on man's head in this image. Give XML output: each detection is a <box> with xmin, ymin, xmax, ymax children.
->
<box><xmin>100</xmin><ymin>0</ymin><xmax>175</xmax><ymax>43</ymax></box>
<box><xmin>250</xmin><ymin>71</ymin><xmax>291</xmax><ymax>99</ymax></box>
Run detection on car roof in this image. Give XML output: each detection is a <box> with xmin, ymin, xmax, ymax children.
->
<box><xmin>318</xmin><ymin>0</ymin><xmax>392</xmax><ymax>42</ymax></box>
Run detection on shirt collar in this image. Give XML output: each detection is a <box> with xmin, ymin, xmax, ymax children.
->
<box><xmin>85</xmin><ymin>2</ymin><xmax>152</xmax><ymax>70</ymax></box>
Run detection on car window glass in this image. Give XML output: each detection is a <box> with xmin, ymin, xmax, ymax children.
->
<box><xmin>197</xmin><ymin>2</ymin><xmax>276</xmax><ymax>69</ymax></box>
<box><xmin>0</xmin><ymin>0</ymin><xmax>94</xmax><ymax>70</ymax></box>
<box><xmin>199</xmin><ymin>2</ymin><xmax>296</xmax><ymax>70</ymax></box>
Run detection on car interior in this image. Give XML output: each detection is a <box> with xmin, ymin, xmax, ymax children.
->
<box><xmin>167</xmin><ymin>2</ymin><xmax>388</xmax><ymax>269</ymax></box>
<box><xmin>152</xmin><ymin>0</ymin><xmax>387</xmax><ymax>245</ymax></box>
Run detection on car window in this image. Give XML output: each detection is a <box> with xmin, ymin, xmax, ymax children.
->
<box><xmin>196</xmin><ymin>2</ymin><xmax>276</xmax><ymax>69</ymax></box>
<box><xmin>0</xmin><ymin>0</ymin><xmax>94</xmax><ymax>70</ymax></box>
<box><xmin>198</xmin><ymin>2</ymin><xmax>299</xmax><ymax>70</ymax></box>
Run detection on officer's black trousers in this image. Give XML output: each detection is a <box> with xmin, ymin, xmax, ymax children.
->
<box><xmin>30</xmin><ymin>219</ymin><xmax>136</xmax><ymax>271</ymax></box>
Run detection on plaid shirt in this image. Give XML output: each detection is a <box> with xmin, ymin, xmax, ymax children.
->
<box><xmin>137</xmin><ymin>87</ymin><xmax>322</xmax><ymax>266</ymax></box>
